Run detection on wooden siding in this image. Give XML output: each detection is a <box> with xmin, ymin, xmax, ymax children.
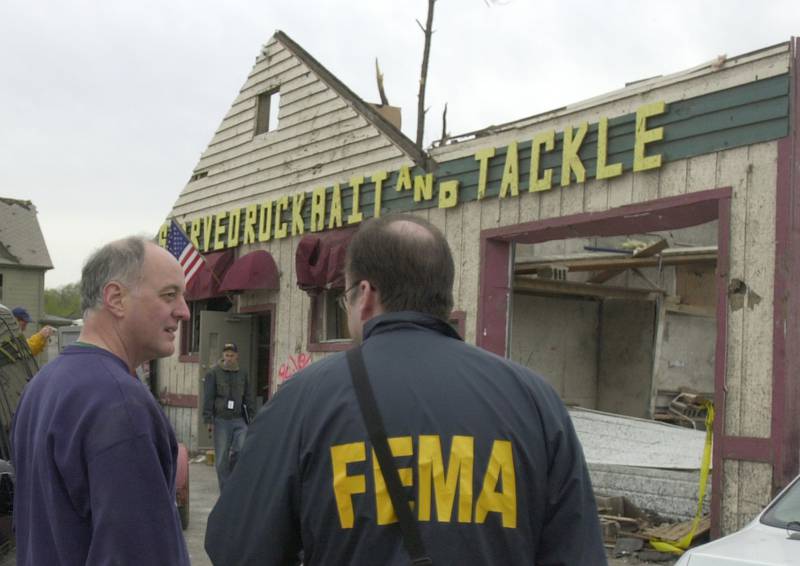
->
<box><xmin>160</xmin><ymin>33</ymin><xmax>417</xmax><ymax>452</ymax></box>
<box><xmin>1</xmin><ymin>266</ymin><xmax>48</xmax><ymax>364</ymax></box>
<box><xmin>174</xmin><ymin>68</ymin><xmax>789</xmax><ymax>246</ymax></box>
<box><xmin>159</xmin><ymin>353</ymin><xmax>201</xmax><ymax>451</ymax></box>
<box><xmin>722</xmin><ymin>460</ymin><xmax>773</xmax><ymax>532</ymax></box>
<box><xmin>432</xmin><ymin>59</ymin><xmax>785</xmax><ymax>531</ymax></box>
<box><xmin>171</xmin><ymin>37</ymin><xmax>409</xmax><ymax>218</ymax></box>
<box><xmin>160</xmin><ymin>35</ymin><xmax>789</xmax><ymax>534</ymax></box>
<box><xmin>418</xmin><ymin>75</ymin><xmax>789</xmax><ymax>213</ymax></box>
<box><xmin>0</xmin><ymin>266</ymin><xmax>46</xmax><ymax>333</ymax></box>
<box><xmin>441</xmin><ymin>140</ymin><xmax>777</xmax><ymax>532</ymax></box>
<box><xmin>434</xmin><ymin>43</ymin><xmax>790</xmax><ymax>158</ymax></box>
<box><xmin>431</xmin><ymin>51</ymin><xmax>786</xmax><ymax>537</ymax></box>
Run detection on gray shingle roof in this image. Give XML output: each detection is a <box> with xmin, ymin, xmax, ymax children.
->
<box><xmin>0</xmin><ymin>198</ymin><xmax>53</xmax><ymax>269</ymax></box>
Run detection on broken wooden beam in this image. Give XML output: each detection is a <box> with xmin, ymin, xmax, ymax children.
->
<box><xmin>515</xmin><ymin>248</ymin><xmax>717</xmax><ymax>275</ymax></box>
<box><xmin>588</xmin><ymin>239</ymin><xmax>669</xmax><ymax>284</ymax></box>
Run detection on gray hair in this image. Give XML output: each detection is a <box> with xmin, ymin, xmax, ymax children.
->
<box><xmin>80</xmin><ymin>237</ymin><xmax>150</xmax><ymax>314</ymax></box>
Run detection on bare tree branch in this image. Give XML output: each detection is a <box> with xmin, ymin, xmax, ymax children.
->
<box><xmin>440</xmin><ymin>102</ymin><xmax>449</xmax><ymax>142</ymax></box>
<box><xmin>375</xmin><ymin>58</ymin><xmax>389</xmax><ymax>106</ymax></box>
<box><xmin>416</xmin><ymin>0</ymin><xmax>436</xmax><ymax>149</ymax></box>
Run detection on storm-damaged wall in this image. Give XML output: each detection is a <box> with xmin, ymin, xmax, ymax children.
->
<box><xmin>509</xmin><ymin>294</ymin><xmax>599</xmax><ymax>408</ymax></box>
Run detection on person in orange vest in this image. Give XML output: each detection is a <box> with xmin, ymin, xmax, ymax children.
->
<box><xmin>12</xmin><ymin>307</ymin><xmax>55</xmax><ymax>356</ymax></box>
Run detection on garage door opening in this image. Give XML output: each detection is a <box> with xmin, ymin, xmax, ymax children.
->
<box><xmin>510</xmin><ymin>222</ymin><xmax>717</xmax><ymax>423</ymax></box>
<box><xmin>476</xmin><ymin>188</ymin><xmax>731</xmax><ymax>531</ymax></box>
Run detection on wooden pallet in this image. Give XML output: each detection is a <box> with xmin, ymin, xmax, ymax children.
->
<box><xmin>643</xmin><ymin>515</ymin><xmax>710</xmax><ymax>542</ymax></box>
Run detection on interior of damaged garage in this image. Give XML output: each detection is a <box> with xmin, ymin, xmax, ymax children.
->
<box><xmin>510</xmin><ymin>221</ymin><xmax>717</xmax><ymax>424</ymax></box>
<box><xmin>509</xmin><ymin>223</ymin><xmax>719</xmax><ymax>535</ymax></box>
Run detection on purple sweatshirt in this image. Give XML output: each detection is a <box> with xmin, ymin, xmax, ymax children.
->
<box><xmin>11</xmin><ymin>345</ymin><xmax>190</xmax><ymax>566</ymax></box>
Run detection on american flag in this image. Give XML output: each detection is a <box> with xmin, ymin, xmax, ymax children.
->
<box><xmin>165</xmin><ymin>219</ymin><xmax>203</xmax><ymax>285</ymax></box>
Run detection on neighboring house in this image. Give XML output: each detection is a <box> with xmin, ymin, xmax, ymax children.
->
<box><xmin>157</xmin><ymin>31</ymin><xmax>800</xmax><ymax>538</ymax></box>
<box><xmin>0</xmin><ymin>198</ymin><xmax>53</xmax><ymax>353</ymax></box>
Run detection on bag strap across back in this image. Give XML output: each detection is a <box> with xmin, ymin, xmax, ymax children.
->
<box><xmin>346</xmin><ymin>346</ymin><xmax>433</xmax><ymax>566</ymax></box>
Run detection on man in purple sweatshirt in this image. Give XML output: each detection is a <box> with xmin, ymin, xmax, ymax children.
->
<box><xmin>12</xmin><ymin>237</ymin><xmax>191</xmax><ymax>565</ymax></box>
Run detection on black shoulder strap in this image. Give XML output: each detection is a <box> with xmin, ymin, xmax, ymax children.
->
<box><xmin>346</xmin><ymin>346</ymin><xmax>433</xmax><ymax>566</ymax></box>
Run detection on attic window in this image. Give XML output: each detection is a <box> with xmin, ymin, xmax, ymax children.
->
<box><xmin>190</xmin><ymin>171</ymin><xmax>208</xmax><ymax>182</ymax></box>
<box><xmin>255</xmin><ymin>89</ymin><xmax>280</xmax><ymax>135</ymax></box>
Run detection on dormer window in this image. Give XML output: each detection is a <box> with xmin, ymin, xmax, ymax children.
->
<box><xmin>255</xmin><ymin>89</ymin><xmax>280</xmax><ymax>135</ymax></box>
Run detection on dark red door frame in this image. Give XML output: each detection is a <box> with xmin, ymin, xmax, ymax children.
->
<box><xmin>772</xmin><ymin>36</ymin><xmax>800</xmax><ymax>497</ymax></box>
<box><xmin>477</xmin><ymin>188</ymin><xmax>736</xmax><ymax>535</ymax></box>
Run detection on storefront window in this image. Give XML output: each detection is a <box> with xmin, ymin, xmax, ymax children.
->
<box><xmin>321</xmin><ymin>289</ymin><xmax>350</xmax><ymax>341</ymax></box>
<box><xmin>308</xmin><ymin>289</ymin><xmax>465</xmax><ymax>352</ymax></box>
<box><xmin>308</xmin><ymin>288</ymin><xmax>351</xmax><ymax>352</ymax></box>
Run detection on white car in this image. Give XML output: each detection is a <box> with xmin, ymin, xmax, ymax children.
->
<box><xmin>675</xmin><ymin>474</ymin><xmax>800</xmax><ymax>565</ymax></box>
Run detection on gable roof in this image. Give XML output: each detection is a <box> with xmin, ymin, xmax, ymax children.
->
<box><xmin>0</xmin><ymin>198</ymin><xmax>53</xmax><ymax>269</ymax></box>
<box><xmin>170</xmin><ymin>30</ymin><xmax>429</xmax><ymax>219</ymax></box>
<box><xmin>274</xmin><ymin>31</ymin><xmax>427</xmax><ymax>167</ymax></box>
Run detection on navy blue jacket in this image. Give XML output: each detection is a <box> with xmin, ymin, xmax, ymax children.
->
<box><xmin>206</xmin><ymin>311</ymin><xmax>606</xmax><ymax>565</ymax></box>
<box><xmin>11</xmin><ymin>345</ymin><xmax>190</xmax><ymax>566</ymax></box>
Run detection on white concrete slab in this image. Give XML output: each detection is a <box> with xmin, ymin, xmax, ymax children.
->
<box><xmin>570</xmin><ymin>407</ymin><xmax>710</xmax><ymax>470</ymax></box>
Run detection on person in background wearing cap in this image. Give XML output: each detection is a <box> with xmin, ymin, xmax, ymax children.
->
<box><xmin>12</xmin><ymin>306</ymin><xmax>56</xmax><ymax>357</ymax></box>
<box><xmin>202</xmin><ymin>342</ymin><xmax>255</xmax><ymax>490</ymax></box>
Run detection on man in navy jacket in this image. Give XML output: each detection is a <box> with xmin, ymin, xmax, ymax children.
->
<box><xmin>12</xmin><ymin>237</ymin><xmax>191</xmax><ymax>566</ymax></box>
<box><xmin>206</xmin><ymin>215</ymin><xmax>606</xmax><ymax>565</ymax></box>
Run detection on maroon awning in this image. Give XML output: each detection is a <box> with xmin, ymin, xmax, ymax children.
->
<box><xmin>219</xmin><ymin>250</ymin><xmax>279</xmax><ymax>292</ymax></box>
<box><xmin>185</xmin><ymin>250</ymin><xmax>234</xmax><ymax>301</ymax></box>
<box><xmin>295</xmin><ymin>228</ymin><xmax>356</xmax><ymax>292</ymax></box>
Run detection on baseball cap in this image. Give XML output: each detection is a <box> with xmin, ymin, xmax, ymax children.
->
<box><xmin>223</xmin><ymin>343</ymin><xmax>238</xmax><ymax>353</ymax></box>
<box><xmin>12</xmin><ymin>307</ymin><xmax>32</xmax><ymax>323</ymax></box>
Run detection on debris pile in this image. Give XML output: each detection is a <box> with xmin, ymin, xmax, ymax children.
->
<box><xmin>597</xmin><ymin>494</ymin><xmax>710</xmax><ymax>562</ymax></box>
<box><xmin>654</xmin><ymin>391</ymin><xmax>712</xmax><ymax>430</ymax></box>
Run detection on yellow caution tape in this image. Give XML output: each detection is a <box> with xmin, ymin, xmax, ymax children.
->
<box><xmin>650</xmin><ymin>401</ymin><xmax>714</xmax><ymax>555</ymax></box>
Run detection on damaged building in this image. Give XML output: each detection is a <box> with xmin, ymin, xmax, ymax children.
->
<box><xmin>156</xmin><ymin>32</ymin><xmax>800</xmax><ymax>536</ymax></box>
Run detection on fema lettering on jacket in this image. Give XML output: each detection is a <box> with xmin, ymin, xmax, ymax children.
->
<box><xmin>330</xmin><ymin>434</ymin><xmax>516</xmax><ymax>529</ymax></box>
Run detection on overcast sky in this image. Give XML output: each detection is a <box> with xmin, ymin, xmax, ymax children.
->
<box><xmin>1</xmin><ymin>0</ymin><xmax>798</xmax><ymax>288</ymax></box>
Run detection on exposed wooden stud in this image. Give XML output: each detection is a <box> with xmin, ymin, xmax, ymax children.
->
<box><xmin>589</xmin><ymin>239</ymin><xmax>669</xmax><ymax>283</ymax></box>
<box><xmin>515</xmin><ymin>249</ymin><xmax>717</xmax><ymax>275</ymax></box>
<box><xmin>375</xmin><ymin>58</ymin><xmax>390</xmax><ymax>106</ymax></box>
<box><xmin>514</xmin><ymin>276</ymin><xmax>663</xmax><ymax>301</ymax></box>
<box><xmin>665</xmin><ymin>303</ymin><xmax>717</xmax><ymax>318</ymax></box>
<box><xmin>631</xmin><ymin>268</ymin><xmax>661</xmax><ymax>290</ymax></box>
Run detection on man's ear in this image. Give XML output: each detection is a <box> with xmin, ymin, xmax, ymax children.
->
<box><xmin>357</xmin><ymin>281</ymin><xmax>383</xmax><ymax>321</ymax></box>
<box><xmin>103</xmin><ymin>281</ymin><xmax>127</xmax><ymax>318</ymax></box>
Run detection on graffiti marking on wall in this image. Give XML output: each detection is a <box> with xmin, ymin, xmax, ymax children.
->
<box><xmin>279</xmin><ymin>352</ymin><xmax>311</xmax><ymax>383</ymax></box>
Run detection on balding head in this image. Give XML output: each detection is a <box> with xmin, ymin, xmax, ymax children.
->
<box><xmin>345</xmin><ymin>215</ymin><xmax>454</xmax><ymax>320</ymax></box>
<box><xmin>385</xmin><ymin>219</ymin><xmax>436</xmax><ymax>239</ymax></box>
<box><xmin>80</xmin><ymin>237</ymin><xmax>150</xmax><ymax>315</ymax></box>
<box><xmin>76</xmin><ymin>236</ymin><xmax>190</xmax><ymax>369</ymax></box>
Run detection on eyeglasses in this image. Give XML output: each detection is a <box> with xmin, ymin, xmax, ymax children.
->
<box><xmin>336</xmin><ymin>281</ymin><xmax>361</xmax><ymax>312</ymax></box>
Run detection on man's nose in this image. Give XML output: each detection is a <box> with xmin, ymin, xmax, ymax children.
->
<box><xmin>175</xmin><ymin>295</ymin><xmax>191</xmax><ymax>321</ymax></box>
